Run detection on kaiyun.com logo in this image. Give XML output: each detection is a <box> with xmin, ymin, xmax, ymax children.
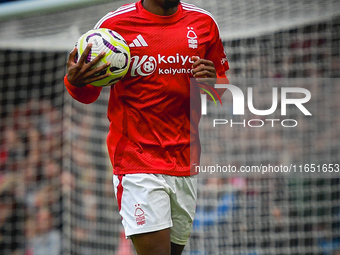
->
<box><xmin>200</xmin><ymin>83</ymin><xmax>312</xmax><ymax>128</ymax></box>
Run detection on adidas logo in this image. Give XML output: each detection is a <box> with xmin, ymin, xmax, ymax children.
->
<box><xmin>129</xmin><ymin>34</ymin><xmax>148</xmax><ymax>48</ymax></box>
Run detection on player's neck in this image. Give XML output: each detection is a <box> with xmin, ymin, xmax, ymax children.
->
<box><xmin>142</xmin><ymin>0</ymin><xmax>179</xmax><ymax>16</ymax></box>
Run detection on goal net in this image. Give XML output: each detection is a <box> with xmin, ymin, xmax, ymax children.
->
<box><xmin>0</xmin><ymin>0</ymin><xmax>339</xmax><ymax>255</ymax></box>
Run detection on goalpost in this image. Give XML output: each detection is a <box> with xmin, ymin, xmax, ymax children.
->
<box><xmin>0</xmin><ymin>0</ymin><xmax>339</xmax><ymax>255</ymax></box>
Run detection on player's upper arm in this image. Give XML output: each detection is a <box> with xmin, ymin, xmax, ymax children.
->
<box><xmin>205</xmin><ymin>20</ymin><xmax>229</xmax><ymax>78</ymax></box>
<box><xmin>204</xmin><ymin>19</ymin><xmax>230</xmax><ymax>98</ymax></box>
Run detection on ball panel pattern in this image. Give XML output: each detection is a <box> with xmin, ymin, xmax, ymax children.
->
<box><xmin>75</xmin><ymin>28</ymin><xmax>131</xmax><ymax>87</ymax></box>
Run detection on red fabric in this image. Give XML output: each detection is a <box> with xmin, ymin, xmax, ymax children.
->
<box><xmin>65</xmin><ymin>1</ymin><xmax>229</xmax><ymax>176</ymax></box>
<box><xmin>64</xmin><ymin>75</ymin><xmax>102</xmax><ymax>104</ymax></box>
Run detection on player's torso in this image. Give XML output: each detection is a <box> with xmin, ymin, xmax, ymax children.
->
<box><xmin>103</xmin><ymin>4</ymin><xmax>212</xmax><ymax>91</ymax></box>
<box><xmin>97</xmin><ymin>3</ymin><xmax>212</xmax><ymax>174</ymax></box>
<box><xmin>122</xmin><ymin>24</ymin><xmax>204</xmax><ymax>80</ymax></box>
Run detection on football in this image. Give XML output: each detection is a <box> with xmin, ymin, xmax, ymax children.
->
<box><xmin>75</xmin><ymin>28</ymin><xmax>131</xmax><ymax>87</ymax></box>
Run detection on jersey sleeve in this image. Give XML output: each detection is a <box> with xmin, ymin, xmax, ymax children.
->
<box><xmin>204</xmin><ymin>21</ymin><xmax>229</xmax><ymax>78</ymax></box>
<box><xmin>64</xmin><ymin>75</ymin><xmax>102</xmax><ymax>104</ymax></box>
<box><xmin>204</xmin><ymin>20</ymin><xmax>230</xmax><ymax>98</ymax></box>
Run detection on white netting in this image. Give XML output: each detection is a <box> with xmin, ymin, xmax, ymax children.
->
<box><xmin>0</xmin><ymin>0</ymin><xmax>339</xmax><ymax>50</ymax></box>
<box><xmin>189</xmin><ymin>78</ymin><xmax>340</xmax><ymax>254</ymax></box>
<box><xmin>0</xmin><ymin>0</ymin><xmax>339</xmax><ymax>255</ymax></box>
<box><xmin>0</xmin><ymin>50</ymin><xmax>66</xmax><ymax>254</ymax></box>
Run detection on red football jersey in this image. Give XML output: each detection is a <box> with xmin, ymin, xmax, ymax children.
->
<box><xmin>65</xmin><ymin>1</ymin><xmax>229</xmax><ymax>176</ymax></box>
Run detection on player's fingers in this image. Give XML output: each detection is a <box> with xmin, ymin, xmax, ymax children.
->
<box><xmin>193</xmin><ymin>64</ymin><xmax>215</xmax><ymax>73</ymax></box>
<box><xmin>86</xmin><ymin>62</ymin><xmax>111</xmax><ymax>78</ymax></box>
<box><xmin>77</xmin><ymin>43</ymin><xmax>93</xmax><ymax>65</ymax></box>
<box><xmin>84</xmin><ymin>72</ymin><xmax>111</xmax><ymax>85</ymax></box>
<box><xmin>191</xmin><ymin>56</ymin><xmax>201</xmax><ymax>69</ymax></box>
<box><xmin>83</xmin><ymin>67</ymin><xmax>111</xmax><ymax>84</ymax></box>
<box><xmin>67</xmin><ymin>48</ymin><xmax>78</xmax><ymax>68</ymax></box>
<box><xmin>192</xmin><ymin>56</ymin><xmax>200</xmax><ymax>62</ymax></box>
<box><xmin>192</xmin><ymin>58</ymin><xmax>214</xmax><ymax>69</ymax></box>
<box><xmin>194</xmin><ymin>71</ymin><xmax>216</xmax><ymax>78</ymax></box>
<box><xmin>193</xmin><ymin>65</ymin><xmax>216</xmax><ymax>78</ymax></box>
<box><xmin>86</xmin><ymin>51</ymin><xmax>106</xmax><ymax>70</ymax></box>
<box><xmin>194</xmin><ymin>71</ymin><xmax>214</xmax><ymax>79</ymax></box>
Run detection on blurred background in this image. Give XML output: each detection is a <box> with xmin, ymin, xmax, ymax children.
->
<box><xmin>0</xmin><ymin>0</ymin><xmax>339</xmax><ymax>254</ymax></box>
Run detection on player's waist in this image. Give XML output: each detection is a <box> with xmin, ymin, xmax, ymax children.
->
<box><xmin>113</xmin><ymin>166</ymin><xmax>198</xmax><ymax>177</ymax></box>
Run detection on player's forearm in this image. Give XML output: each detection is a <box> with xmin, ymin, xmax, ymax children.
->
<box><xmin>64</xmin><ymin>75</ymin><xmax>102</xmax><ymax>104</ymax></box>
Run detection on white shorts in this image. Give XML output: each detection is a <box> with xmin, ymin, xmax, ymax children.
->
<box><xmin>113</xmin><ymin>173</ymin><xmax>197</xmax><ymax>245</ymax></box>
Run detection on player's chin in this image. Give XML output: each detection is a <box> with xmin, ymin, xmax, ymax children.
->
<box><xmin>164</xmin><ymin>0</ymin><xmax>180</xmax><ymax>9</ymax></box>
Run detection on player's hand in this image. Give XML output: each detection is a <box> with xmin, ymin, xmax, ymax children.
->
<box><xmin>66</xmin><ymin>43</ymin><xmax>111</xmax><ymax>87</ymax></box>
<box><xmin>192</xmin><ymin>56</ymin><xmax>217</xmax><ymax>79</ymax></box>
<box><xmin>192</xmin><ymin>56</ymin><xmax>217</xmax><ymax>89</ymax></box>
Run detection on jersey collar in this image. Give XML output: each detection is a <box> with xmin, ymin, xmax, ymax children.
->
<box><xmin>137</xmin><ymin>0</ymin><xmax>183</xmax><ymax>23</ymax></box>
